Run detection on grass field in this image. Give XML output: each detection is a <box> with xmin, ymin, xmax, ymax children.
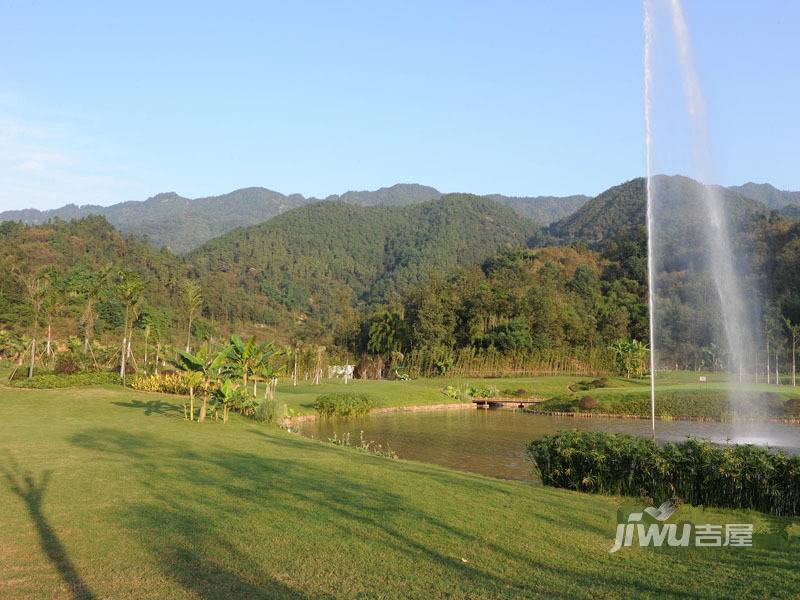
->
<box><xmin>2</xmin><ymin>381</ymin><xmax>800</xmax><ymax>598</ymax></box>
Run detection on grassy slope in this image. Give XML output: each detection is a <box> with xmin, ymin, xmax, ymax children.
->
<box><xmin>1</xmin><ymin>384</ymin><xmax>799</xmax><ymax>599</ymax></box>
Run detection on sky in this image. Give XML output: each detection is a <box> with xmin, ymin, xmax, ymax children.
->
<box><xmin>0</xmin><ymin>0</ymin><xmax>798</xmax><ymax>211</ymax></box>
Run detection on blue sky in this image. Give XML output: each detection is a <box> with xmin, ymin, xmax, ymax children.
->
<box><xmin>1</xmin><ymin>1</ymin><xmax>798</xmax><ymax>210</ymax></box>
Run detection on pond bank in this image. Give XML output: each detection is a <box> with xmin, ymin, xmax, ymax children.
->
<box><xmin>281</xmin><ymin>401</ymin><xmax>472</xmax><ymax>427</ymax></box>
<box><xmin>526</xmin><ymin>409</ymin><xmax>800</xmax><ymax>424</ymax></box>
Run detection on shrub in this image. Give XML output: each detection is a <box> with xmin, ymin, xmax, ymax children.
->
<box><xmin>54</xmin><ymin>354</ymin><xmax>81</xmax><ymax>375</ymax></box>
<box><xmin>130</xmin><ymin>372</ymin><xmax>191</xmax><ymax>395</ymax></box>
<box><xmin>568</xmin><ymin>378</ymin><xmax>610</xmax><ymax>392</ymax></box>
<box><xmin>9</xmin><ymin>372</ymin><xmax>120</xmax><ymax>389</ymax></box>
<box><xmin>527</xmin><ymin>430</ymin><xmax>800</xmax><ymax>516</ymax></box>
<box><xmin>314</xmin><ymin>392</ymin><xmax>374</xmax><ymax>417</ymax></box>
<box><xmin>466</xmin><ymin>384</ymin><xmax>500</xmax><ymax>398</ymax></box>
<box><xmin>578</xmin><ymin>395</ymin><xmax>598</xmax><ymax>410</ymax></box>
<box><xmin>785</xmin><ymin>399</ymin><xmax>800</xmax><ymax>417</ymax></box>
<box><xmin>534</xmin><ymin>390</ymin><xmax>788</xmax><ymax>420</ymax></box>
<box><xmin>253</xmin><ymin>399</ymin><xmax>277</xmax><ymax>423</ymax></box>
<box><xmin>443</xmin><ymin>385</ymin><xmax>463</xmax><ymax>400</ymax></box>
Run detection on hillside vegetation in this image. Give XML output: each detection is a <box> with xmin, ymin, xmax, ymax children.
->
<box><xmin>189</xmin><ymin>195</ymin><xmax>540</xmax><ymax>331</ymax></box>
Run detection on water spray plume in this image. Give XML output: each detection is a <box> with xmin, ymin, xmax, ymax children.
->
<box><xmin>643</xmin><ymin>0</ymin><xmax>656</xmax><ymax>438</ymax></box>
<box><xmin>644</xmin><ymin>0</ymin><xmax>759</xmax><ymax>437</ymax></box>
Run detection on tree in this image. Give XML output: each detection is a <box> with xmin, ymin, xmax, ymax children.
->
<box><xmin>116</xmin><ymin>271</ymin><xmax>144</xmax><ymax>383</ymax></box>
<box><xmin>7</xmin><ymin>259</ymin><xmax>49</xmax><ymax>379</ymax></box>
<box><xmin>69</xmin><ymin>267</ymin><xmax>111</xmax><ymax>356</ymax></box>
<box><xmin>41</xmin><ymin>271</ymin><xmax>68</xmax><ymax>359</ymax></box>
<box><xmin>367</xmin><ymin>307</ymin><xmax>407</xmax><ymax>358</ymax></box>
<box><xmin>181</xmin><ymin>279</ymin><xmax>203</xmax><ymax>352</ymax></box>
<box><xmin>609</xmin><ymin>339</ymin><xmax>649</xmax><ymax>379</ymax></box>
<box><xmin>223</xmin><ymin>335</ymin><xmax>283</xmax><ymax>395</ymax></box>
<box><xmin>173</xmin><ymin>347</ymin><xmax>226</xmax><ymax>423</ymax></box>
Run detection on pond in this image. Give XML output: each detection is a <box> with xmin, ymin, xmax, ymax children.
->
<box><xmin>297</xmin><ymin>408</ymin><xmax>800</xmax><ymax>481</ymax></box>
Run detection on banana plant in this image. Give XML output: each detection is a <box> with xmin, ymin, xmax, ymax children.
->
<box><xmin>213</xmin><ymin>378</ymin><xmax>238</xmax><ymax>424</ymax></box>
<box><xmin>172</xmin><ymin>347</ymin><xmax>226</xmax><ymax>423</ymax></box>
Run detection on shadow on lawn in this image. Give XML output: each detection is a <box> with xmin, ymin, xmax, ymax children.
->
<box><xmin>111</xmin><ymin>399</ymin><xmax>183</xmax><ymax>417</ymax></box>
<box><xmin>1</xmin><ymin>454</ymin><xmax>95</xmax><ymax>600</ymax></box>
<box><xmin>69</xmin><ymin>428</ymin><xmax>800</xmax><ymax>598</ymax></box>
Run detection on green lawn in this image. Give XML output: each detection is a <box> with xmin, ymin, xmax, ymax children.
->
<box><xmin>275</xmin><ymin>374</ymin><xmax>800</xmax><ymax>419</ymax></box>
<box><xmin>274</xmin><ymin>375</ymin><xmax>586</xmax><ymax>416</ymax></box>
<box><xmin>1</xmin><ymin>382</ymin><xmax>799</xmax><ymax>598</ymax></box>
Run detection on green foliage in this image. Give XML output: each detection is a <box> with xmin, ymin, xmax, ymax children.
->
<box><xmin>465</xmin><ymin>384</ymin><xmax>500</xmax><ymax>398</ymax></box>
<box><xmin>130</xmin><ymin>372</ymin><xmax>192</xmax><ymax>395</ymax></box>
<box><xmin>190</xmin><ymin>196</ymin><xmax>539</xmax><ymax>330</ymax></box>
<box><xmin>314</xmin><ymin>392</ymin><xmax>375</xmax><ymax>417</ymax></box>
<box><xmin>8</xmin><ymin>371</ymin><xmax>119</xmax><ymax>389</ymax></box>
<box><xmin>442</xmin><ymin>385</ymin><xmax>464</xmax><ymax>400</ymax></box>
<box><xmin>527</xmin><ymin>430</ymin><xmax>800</xmax><ymax>516</ymax></box>
<box><xmin>253</xmin><ymin>398</ymin><xmax>277</xmax><ymax>423</ymax></box>
<box><xmin>535</xmin><ymin>390</ymin><xmax>787</xmax><ymax>420</ymax></box>
<box><xmin>785</xmin><ymin>399</ymin><xmax>800</xmax><ymax>417</ymax></box>
<box><xmin>608</xmin><ymin>339</ymin><xmax>649</xmax><ymax>378</ymax></box>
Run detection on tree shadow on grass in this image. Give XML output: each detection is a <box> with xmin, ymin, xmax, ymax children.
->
<box><xmin>1</xmin><ymin>454</ymin><xmax>95</xmax><ymax>600</ymax></box>
<box><xmin>69</xmin><ymin>427</ymin><xmax>800</xmax><ymax>598</ymax></box>
<box><xmin>111</xmin><ymin>398</ymin><xmax>183</xmax><ymax>417</ymax></box>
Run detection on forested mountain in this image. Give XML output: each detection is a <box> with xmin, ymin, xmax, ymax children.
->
<box><xmin>0</xmin><ymin>183</ymin><xmax>586</xmax><ymax>252</ymax></box>
<box><xmin>549</xmin><ymin>175</ymin><xmax>769</xmax><ymax>244</ymax></box>
<box><xmin>3</xmin><ymin>175</ymin><xmax>799</xmax><ymax>374</ymax></box>
<box><xmin>544</xmin><ymin>175</ymin><xmax>800</xmax><ymax>369</ymax></box>
<box><xmin>324</xmin><ymin>183</ymin><xmax>441</xmax><ymax>206</ymax></box>
<box><xmin>730</xmin><ymin>182</ymin><xmax>800</xmax><ymax>210</ymax></box>
<box><xmin>0</xmin><ymin>217</ymin><xmax>186</xmax><ymax>334</ymax></box>
<box><xmin>782</xmin><ymin>205</ymin><xmax>800</xmax><ymax>220</ymax></box>
<box><xmin>484</xmin><ymin>194</ymin><xmax>589</xmax><ymax>224</ymax></box>
<box><xmin>0</xmin><ymin>188</ymin><xmax>307</xmax><ymax>254</ymax></box>
<box><xmin>188</xmin><ymin>196</ymin><xmax>540</xmax><ymax>337</ymax></box>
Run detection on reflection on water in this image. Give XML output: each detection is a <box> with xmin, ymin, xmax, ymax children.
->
<box><xmin>298</xmin><ymin>409</ymin><xmax>800</xmax><ymax>481</ymax></box>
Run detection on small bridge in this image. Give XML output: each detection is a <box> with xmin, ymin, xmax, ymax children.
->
<box><xmin>471</xmin><ymin>397</ymin><xmax>544</xmax><ymax>409</ymax></box>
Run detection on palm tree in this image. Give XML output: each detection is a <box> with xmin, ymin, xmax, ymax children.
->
<box><xmin>181</xmin><ymin>279</ymin><xmax>203</xmax><ymax>352</ymax></box>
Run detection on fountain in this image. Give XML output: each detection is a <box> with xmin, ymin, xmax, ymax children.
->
<box><xmin>643</xmin><ymin>0</ymin><xmax>760</xmax><ymax>434</ymax></box>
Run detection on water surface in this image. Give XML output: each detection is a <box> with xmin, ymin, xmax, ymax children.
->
<box><xmin>298</xmin><ymin>409</ymin><xmax>800</xmax><ymax>481</ymax></box>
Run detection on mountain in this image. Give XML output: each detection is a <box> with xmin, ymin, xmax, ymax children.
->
<box><xmin>549</xmin><ymin>175</ymin><xmax>769</xmax><ymax>244</ymax></box>
<box><xmin>322</xmin><ymin>183</ymin><xmax>441</xmax><ymax>206</ymax></box>
<box><xmin>0</xmin><ymin>188</ymin><xmax>307</xmax><ymax>254</ymax></box>
<box><xmin>484</xmin><ymin>194</ymin><xmax>589</xmax><ymax>224</ymax></box>
<box><xmin>0</xmin><ymin>216</ymin><xmax>186</xmax><ymax>328</ymax></box>
<box><xmin>0</xmin><ymin>183</ymin><xmax>587</xmax><ymax>253</ymax></box>
<box><xmin>189</xmin><ymin>195</ymin><xmax>540</xmax><ymax>331</ymax></box>
<box><xmin>729</xmin><ymin>182</ymin><xmax>800</xmax><ymax>210</ymax></box>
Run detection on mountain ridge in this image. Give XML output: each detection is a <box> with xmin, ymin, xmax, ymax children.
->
<box><xmin>0</xmin><ymin>183</ymin><xmax>587</xmax><ymax>252</ymax></box>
